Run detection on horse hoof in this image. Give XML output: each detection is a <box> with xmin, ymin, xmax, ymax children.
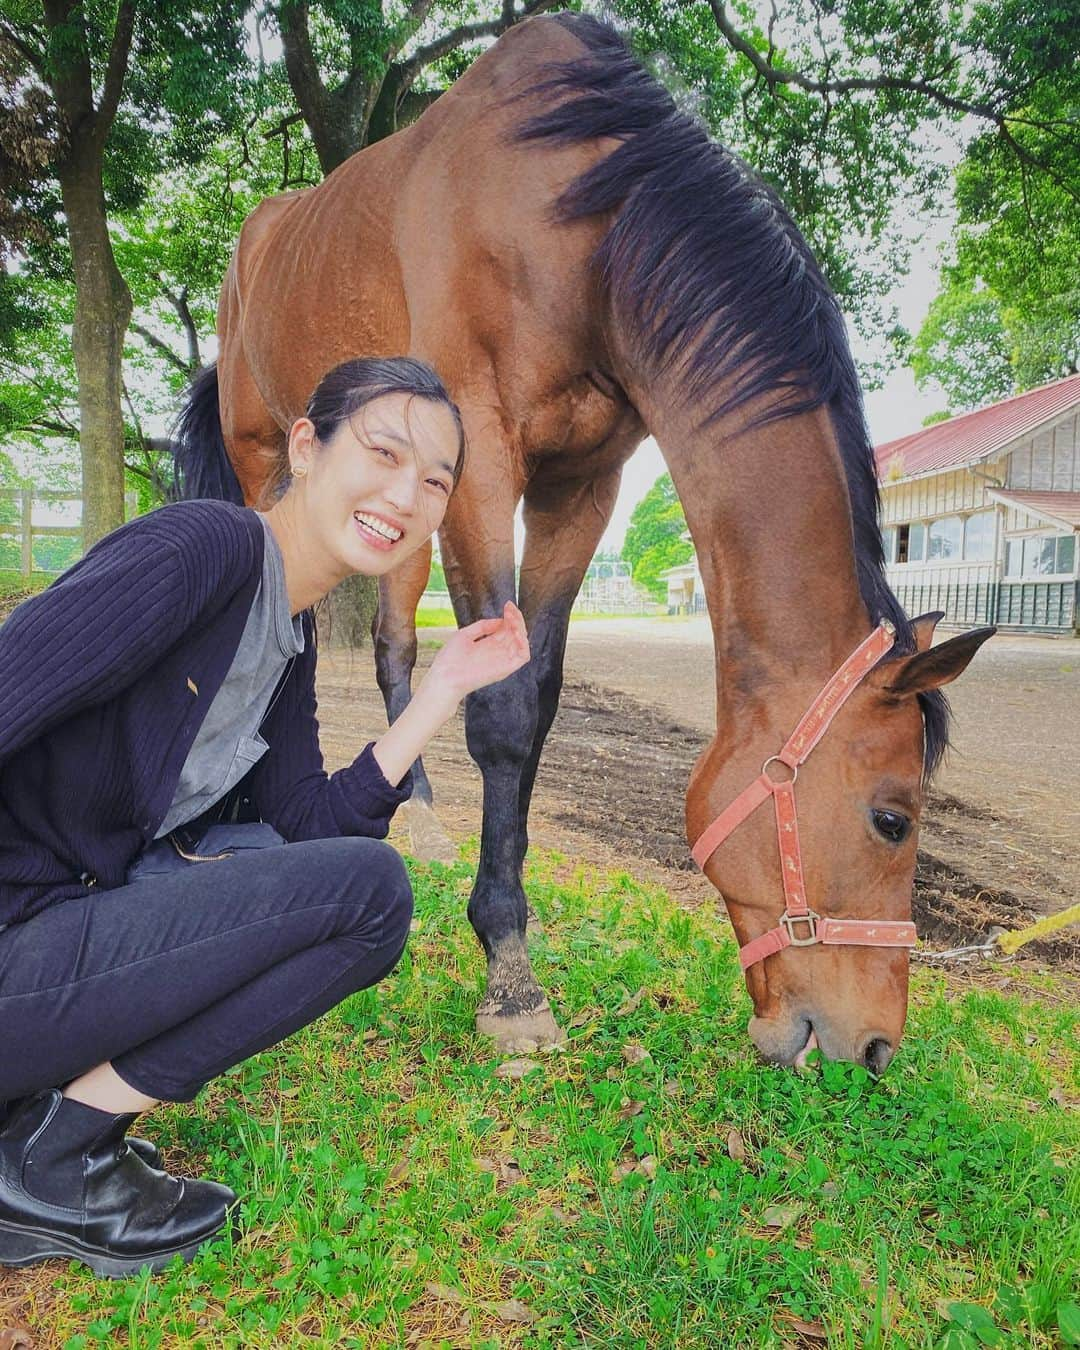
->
<box><xmin>404</xmin><ymin>799</ymin><xmax>457</xmax><ymax>864</ymax></box>
<box><xmin>475</xmin><ymin>1004</ymin><xmax>566</xmax><ymax>1055</ymax></box>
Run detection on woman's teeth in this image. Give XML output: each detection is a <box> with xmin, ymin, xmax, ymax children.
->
<box><xmin>353</xmin><ymin>511</ymin><xmax>402</xmax><ymax>544</ymax></box>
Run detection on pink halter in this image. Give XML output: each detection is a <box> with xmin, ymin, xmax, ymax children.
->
<box><xmin>692</xmin><ymin>622</ymin><xmax>918</xmax><ymax>971</ymax></box>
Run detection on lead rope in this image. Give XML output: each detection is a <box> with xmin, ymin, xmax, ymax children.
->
<box><xmin>915</xmin><ymin>902</ymin><xmax>1080</xmax><ymax>963</ymax></box>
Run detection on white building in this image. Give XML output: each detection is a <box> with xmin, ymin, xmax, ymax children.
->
<box><xmin>658</xmin><ymin>541</ymin><xmax>704</xmax><ymax>614</ymax></box>
<box><xmin>876</xmin><ymin>373</ymin><xmax>1080</xmax><ymax>634</ymax></box>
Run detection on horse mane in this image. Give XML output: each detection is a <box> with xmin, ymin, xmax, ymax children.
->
<box><xmin>512</xmin><ymin>13</ymin><xmax>948</xmax><ymax>777</ymax></box>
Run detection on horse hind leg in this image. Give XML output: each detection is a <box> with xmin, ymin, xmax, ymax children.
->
<box><xmin>373</xmin><ymin>537</ymin><xmax>456</xmax><ymax>863</ymax></box>
<box><xmin>513</xmin><ymin>468</ymin><xmax>623</xmax><ymax>873</ymax></box>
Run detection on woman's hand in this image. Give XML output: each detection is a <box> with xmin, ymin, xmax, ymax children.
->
<box><xmin>425</xmin><ymin>601</ymin><xmax>531</xmax><ymax>705</ymax></box>
<box><xmin>370</xmin><ymin>602</ymin><xmax>530</xmax><ymax>788</ymax></box>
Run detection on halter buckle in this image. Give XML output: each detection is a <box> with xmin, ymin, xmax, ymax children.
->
<box><xmin>781</xmin><ymin>910</ymin><xmax>820</xmax><ymax>946</ymax></box>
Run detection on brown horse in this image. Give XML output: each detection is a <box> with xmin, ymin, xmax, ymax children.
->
<box><xmin>175</xmin><ymin>14</ymin><xmax>992</xmax><ymax>1070</ymax></box>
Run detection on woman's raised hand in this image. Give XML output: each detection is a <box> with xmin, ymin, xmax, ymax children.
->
<box><xmin>427</xmin><ymin>600</ymin><xmax>531</xmax><ymax>703</ymax></box>
<box><xmin>372</xmin><ymin>601</ymin><xmax>531</xmax><ymax>788</ymax></box>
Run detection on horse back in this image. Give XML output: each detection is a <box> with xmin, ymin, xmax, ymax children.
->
<box><xmin>220</xmin><ymin>16</ymin><xmax>617</xmax><ymax>448</ymax></box>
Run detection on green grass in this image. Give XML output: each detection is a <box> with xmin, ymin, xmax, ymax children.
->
<box><xmin>0</xmin><ymin>570</ymin><xmax>51</xmax><ymax>598</ymax></box>
<box><xmin>20</xmin><ymin>847</ymin><xmax>1079</xmax><ymax>1348</ymax></box>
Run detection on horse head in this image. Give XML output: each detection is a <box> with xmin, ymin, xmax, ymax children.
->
<box><xmin>687</xmin><ymin>612</ymin><xmax>994</xmax><ymax>1071</ymax></box>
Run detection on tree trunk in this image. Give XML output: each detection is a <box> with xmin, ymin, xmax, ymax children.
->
<box><xmin>59</xmin><ymin>149</ymin><xmax>132</xmax><ymax>547</ymax></box>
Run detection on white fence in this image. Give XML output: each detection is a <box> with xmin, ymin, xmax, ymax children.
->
<box><xmin>419</xmin><ymin>584</ymin><xmax>660</xmax><ymax>616</ymax></box>
<box><xmin>0</xmin><ymin>489</ymin><xmax>136</xmax><ymax>576</ymax></box>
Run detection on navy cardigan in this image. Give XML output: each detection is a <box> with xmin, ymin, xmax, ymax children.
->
<box><xmin>0</xmin><ymin>500</ymin><xmax>412</xmax><ymax>928</ymax></box>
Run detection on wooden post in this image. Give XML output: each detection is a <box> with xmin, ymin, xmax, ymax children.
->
<box><xmin>21</xmin><ymin>488</ymin><xmax>32</xmax><ymax>578</ymax></box>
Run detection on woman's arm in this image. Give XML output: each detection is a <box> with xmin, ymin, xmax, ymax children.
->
<box><xmin>251</xmin><ymin>602</ymin><xmax>531</xmax><ymax>840</ymax></box>
<box><xmin>0</xmin><ymin>503</ymin><xmax>258</xmax><ymax>768</ymax></box>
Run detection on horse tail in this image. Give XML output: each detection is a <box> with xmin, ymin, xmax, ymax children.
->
<box><xmin>170</xmin><ymin>363</ymin><xmax>244</xmax><ymax>504</ymax></box>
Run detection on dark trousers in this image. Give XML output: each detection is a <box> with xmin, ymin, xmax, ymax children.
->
<box><xmin>0</xmin><ymin>837</ymin><xmax>413</xmax><ymax>1104</ymax></box>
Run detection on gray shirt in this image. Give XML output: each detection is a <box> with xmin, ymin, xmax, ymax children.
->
<box><xmin>155</xmin><ymin>513</ymin><xmax>305</xmax><ymax>837</ymax></box>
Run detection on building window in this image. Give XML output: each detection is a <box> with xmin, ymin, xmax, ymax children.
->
<box><xmin>1007</xmin><ymin>534</ymin><xmax>1077</xmax><ymax>577</ymax></box>
<box><xmin>896</xmin><ymin>522</ymin><xmax>926</xmax><ymax>564</ymax></box>
<box><xmin>963</xmin><ymin>511</ymin><xmax>995</xmax><ymax>561</ymax></box>
<box><xmin>928</xmin><ymin>516</ymin><xmax>962</xmax><ymax>560</ymax></box>
<box><xmin>882</xmin><ymin>527</ymin><xmax>897</xmax><ymax>564</ymax></box>
<box><xmin>1025</xmin><ymin>536</ymin><xmax>1056</xmax><ymax>574</ymax></box>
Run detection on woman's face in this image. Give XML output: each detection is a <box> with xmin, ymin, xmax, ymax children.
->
<box><xmin>288</xmin><ymin>392</ymin><xmax>459</xmax><ymax>578</ymax></box>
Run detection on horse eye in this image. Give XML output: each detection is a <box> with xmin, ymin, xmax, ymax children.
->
<box><xmin>872</xmin><ymin>809</ymin><xmax>911</xmax><ymax>844</ymax></box>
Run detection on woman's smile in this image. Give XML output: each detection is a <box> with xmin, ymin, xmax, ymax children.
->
<box><xmin>352</xmin><ymin>509</ymin><xmax>405</xmax><ymax>550</ymax></box>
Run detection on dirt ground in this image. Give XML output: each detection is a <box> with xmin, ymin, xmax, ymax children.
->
<box><xmin>317</xmin><ymin>619</ymin><xmax>1080</xmax><ymax>970</ymax></box>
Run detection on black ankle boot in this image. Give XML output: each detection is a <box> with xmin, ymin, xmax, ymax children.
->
<box><xmin>0</xmin><ymin>1090</ymin><xmax>237</xmax><ymax>1278</ymax></box>
<box><xmin>0</xmin><ymin>1097</ymin><xmax>162</xmax><ymax>1169</ymax></box>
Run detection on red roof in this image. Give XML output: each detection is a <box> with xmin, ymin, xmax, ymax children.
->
<box><xmin>875</xmin><ymin>373</ymin><xmax>1080</xmax><ymax>481</ymax></box>
<box><xmin>987</xmin><ymin>490</ymin><xmax>1080</xmax><ymax>530</ymax></box>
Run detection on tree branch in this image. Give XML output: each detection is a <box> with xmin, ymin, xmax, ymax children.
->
<box><xmin>708</xmin><ymin>0</ymin><xmax>1002</xmax><ymax>122</ymax></box>
<box><xmin>129</xmin><ymin>322</ymin><xmax>190</xmax><ymax>375</ymax></box>
<box><xmin>401</xmin><ymin>0</ymin><xmax>562</xmax><ymax>82</ymax></box>
<box><xmin>30</xmin><ymin>416</ymin><xmax>79</xmax><ymax>439</ymax></box>
<box><xmin>96</xmin><ymin>0</ymin><xmax>135</xmax><ymax>134</ymax></box>
<box><xmin>278</xmin><ymin>0</ymin><xmax>335</xmax><ymax>167</ymax></box>
<box><xmin>707</xmin><ymin>0</ymin><xmax>1080</xmax><ymax>205</ymax></box>
<box><xmin>397</xmin><ymin>86</ymin><xmax>443</xmax><ymax>127</ymax></box>
<box><xmin>264</xmin><ymin>109</ymin><xmax>304</xmax><ymax>140</ymax></box>
<box><xmin>158</xmin><ymin>283</ymin><xmax>201</xmax><ymax>373</ymax></box>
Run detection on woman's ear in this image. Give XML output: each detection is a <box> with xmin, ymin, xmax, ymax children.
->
<box><xmin>883</xmin><ymin>625</ymin><xmax>996</xmax><ymax>697</ymax></box>
<box><xmin>287</xmin><ymin>417</ymin><xmax>318</xmax><ymax>477</ymax></box>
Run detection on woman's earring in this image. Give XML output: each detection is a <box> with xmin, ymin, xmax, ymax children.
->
<box><xmin>291</xmin><ymin>464</ymin><xmax>308</xmax><ymax>478</ymax></box>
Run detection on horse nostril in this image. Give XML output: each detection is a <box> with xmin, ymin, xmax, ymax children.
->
<box><xmin>861</xmin><ymin>1037</ymin><xmax>894</xmax><ymax>1076</ymax></box>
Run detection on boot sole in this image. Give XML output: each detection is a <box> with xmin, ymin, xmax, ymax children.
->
<box><xmin>0</xmin><ymin>1212</ymin><xmax>233</xmax><ymax>1279</ymax></box>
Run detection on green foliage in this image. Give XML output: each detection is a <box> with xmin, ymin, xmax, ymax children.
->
<box><xmin>426</xmin><ymin>557</ymin><xmax>447</xmax><ymax>591</ymax></box>
<box><xmin>622</xmin><ymin>473</ymin><xmax>693</xmax><ymax>599</ymax></box>
<box><xmin>622</xmin><ymin>473</ymin><xmax>685</xmax><ymax>569</ymax></box>
<box><xmin>908</xmin><ymin>0</ymin><xmax>1080</xmax><ymax>408</ymax></box>
<box><xmin>635</xmin><ymin>534</ymin><xmax>695</xmax><ymax>602</ymax></box>
<box><xmin>23</xmin><ymin>848</ymin><xmax>1080</xmax><ymax>1347</ymax></box>
<box><xmin>611</xmin><ymin>0</ymin><xmax>1080</xmax><ymax>385</ymax></box>
<box><xmin>911</xmin><ymin>285</ymin><xmax>1016</xmax><ymax>413</ymax></box>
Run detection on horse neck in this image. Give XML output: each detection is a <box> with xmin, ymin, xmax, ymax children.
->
<box><xmin>632</xmin><ymin>377</ymin><xmax>872</xmax><ymax>731</ymax></box>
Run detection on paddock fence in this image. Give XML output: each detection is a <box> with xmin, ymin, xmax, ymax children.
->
<box><xmin>0</xmin><ymin>488</ymin><xmax>138</xmax><ymax>577</ymax></box>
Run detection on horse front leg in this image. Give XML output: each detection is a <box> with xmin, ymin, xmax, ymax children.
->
<box><xmin>373</xmin><ymin>536</ymin><xmax>457</xmax><ymax>862</ymax></box>
<box><xmin>464</xmin><ymin>666</ymin><xmax>561</xmax><ymax>1050</ymax></box>
<box><xmin>461</xmin><ymin>468</ymin><xmax>622</xmax><ymax>1052</ymax></box>
<box><xmin>437</xmin><ymin>469</ymin><xmax>562</xmax><ymax>1051</ymax></box>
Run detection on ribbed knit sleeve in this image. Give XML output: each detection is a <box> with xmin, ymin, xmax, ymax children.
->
<box><xmin>0</xmin><ymin>502</ymin><xmax>259</xmax><ymax>769</ymax></box>
<box><xmin>252</xmin><ymin>622</ymin><xmax>413</xmax><ymax>841</ymax></box>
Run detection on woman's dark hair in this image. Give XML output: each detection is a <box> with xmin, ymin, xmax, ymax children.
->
<box><xmin>267</xmin><ymin>356</ymin><xmax>466</xmax><ymax>501</ymax></box>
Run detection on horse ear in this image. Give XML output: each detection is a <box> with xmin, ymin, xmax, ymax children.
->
<box><xmin>884</xmin><ymin>625</ymin><xmax>996</xmax><ymax>697</ymax></box>
<box><xmin>910</xmin><ymin>610</ymin><xmax>945</xmax><ymax>653</ymax></box>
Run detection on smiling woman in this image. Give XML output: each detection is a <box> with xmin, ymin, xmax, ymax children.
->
<box><xmin>0</xmin><ymin>355</ymin><xmax>530</xmax><ymax>1279</ymax></box>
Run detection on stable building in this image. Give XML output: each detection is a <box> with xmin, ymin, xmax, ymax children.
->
<box><xmin>876</xmin><ymin>374</ymin><xmax>1080</xmax><ymax>635</ymax></box>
